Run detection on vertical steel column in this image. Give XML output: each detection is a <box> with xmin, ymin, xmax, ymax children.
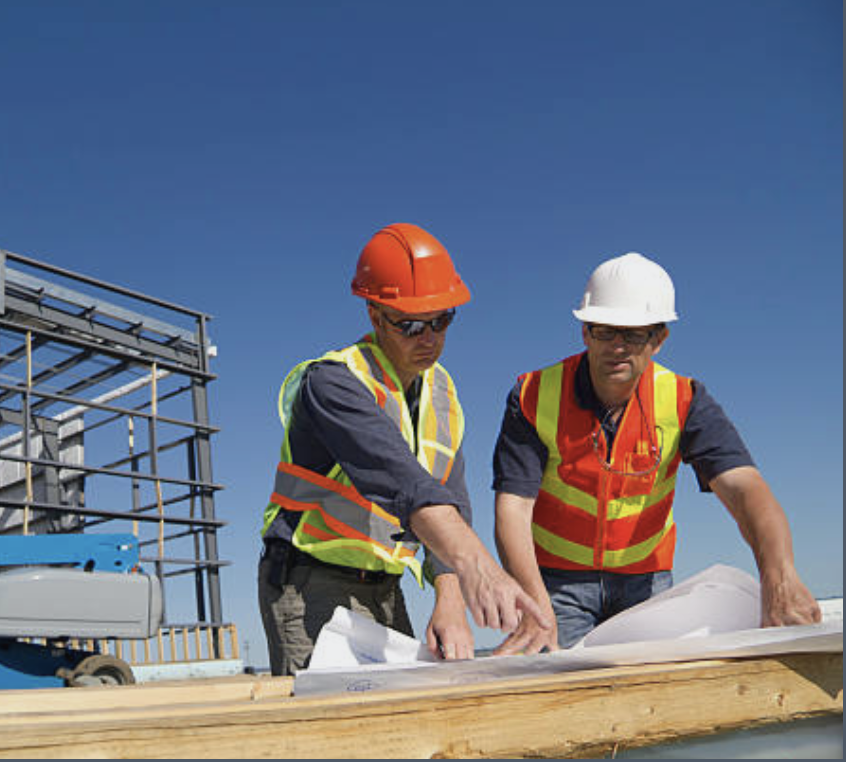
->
<box><xmin>22</xmin><ymin>332</ymin><xmax>33</xmax><ymax>535</ymax></box>
<box><xmin>0</xmin><ymin>249</ymin><xmax>5</xmax><ymax>315</ymax></box>
<box><xmin>186</xmin><ymin>439</ymin><xmax>208</xmax><ymax>623</ymax></box>
<box><xmin>191</xmin><ymin>315</ymin><xmax>223</xmax><ymax>636</ymax></box>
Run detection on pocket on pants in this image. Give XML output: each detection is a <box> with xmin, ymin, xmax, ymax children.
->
<box><xmin>262</xmin><ymin>542</ymin><xmax>290</xmax><ymax>590</ymax></box>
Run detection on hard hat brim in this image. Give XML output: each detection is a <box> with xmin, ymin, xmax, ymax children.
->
<box><xmin>573</xmin><ymin>305</ymin><xmax>678</xmax><ymax>327</ymax></box>
<box><xmin>358</xmin><ymin>281</ymin><xmax>471</xmax><ymax>314</ymax></box>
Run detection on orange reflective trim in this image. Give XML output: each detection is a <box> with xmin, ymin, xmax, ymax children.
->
<box><xmin>317</xmin><ymin>503</ymin><xmax>393</xmax><ymax>554</ymax></box>
<box><xmin>277</xmin><ymin>461</ymin><xmax>401</xmax><ymax>527</ymax></box>
<box><xmin>518</xmin><ymin>370</ymin><xmax>541</xmax><ymax>428</ymax></box>
<box><xmin>271</xmin><ymin>492</ymin><xmax>390</xmax><ymax>551</ymax></box>
<box><xmin>676</xmin><ymin>374</ymin><xmax>694</xmax><ymax>421</ymax></box>
<box><xmin>300</xmin><ymin>522</ymin><xmax>338</xmax><ymax>542</ymax></box>
<box><xmin>372</xmin><ymin>380</ymin><xmax>388</xmax><ymax>408</ymax></box>
<box><xmin>439</xmin><ymin>456</ymin><xmax>454</xmax><ymax>485</ymax></box>
<box><xmin>270</xmin><ymin>491</ymin><xmax>319</xmax><ymax>513</ymax></box>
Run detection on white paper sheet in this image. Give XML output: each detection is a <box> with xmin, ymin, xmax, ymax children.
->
<box><xmin>294</xmin><ymin>564</ymin><xmax>843</xmax><ymax>697</ymax></box>
<box><xmin>572</xmin><ymin>564</ymin><xmax>761</xmax><ymax>647</ymax></box>
<box><xmin>309</xmin><ymin>606</ymin><xmax>437</xmax><ymax>669</ymax></box>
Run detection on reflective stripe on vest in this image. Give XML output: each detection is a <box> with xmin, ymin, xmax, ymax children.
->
<box><xmin>336</xmin><ymin>339</ymin><xmax>462</xmax><ymax>483</ymax></box>
<box><xmin>263</xmin><ymin>335</ymin><xmax>464</xmax><ymax>584</ymax></box>
<box><xmin>520</xmin><ymin>354</ymin><xmax>693</xmax><ymax>573</ymax></box>
<box><xmin>270</xmin><ymin>461</ymin><xmax>418</xmax><ymax>565</ymax></box>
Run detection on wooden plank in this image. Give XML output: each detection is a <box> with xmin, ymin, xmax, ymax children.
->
<box><xmin>0</xmin><ymin>674</ymin><xmax>293</xmax><ymax>719</ymax></box>
<box><xmin>0</xmin><ymin>654</ymin><xmax>840</xmax><ymax>759</ymax></box>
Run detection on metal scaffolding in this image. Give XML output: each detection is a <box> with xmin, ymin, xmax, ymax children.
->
<box><xmin>0</xmin><ymin>248</ymin><xmax>230</xmax><ymax>655</ymax></box>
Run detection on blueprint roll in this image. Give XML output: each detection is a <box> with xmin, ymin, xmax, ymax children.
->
<box><xmin>573</xmin><ymin>564</ymin><xmax>760</xmax><ymax>648</ymax></box>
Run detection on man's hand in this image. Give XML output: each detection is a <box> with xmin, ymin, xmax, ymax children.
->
<box><xmin>760</xmin><ymin>567</ymin><xmax>822</xmax><ymax>627</ymax></box>
<box><xmin>426</xmin><ymin>573</ymin><xmax>474</xmax><ymax>660</ymax></box>
<box><xmin>453</xmin><ymin>550</ymin><xmax>551</xmax><ymax>633</ymax></box>
<box><xmin>494</xmin><ymin>594</ymin><xmax>559</xmax><ymax>656</ymax></box>
<box><xmin>409</xmin><ymin>503</ymin><xmax>552</xmax><ymax>635</ymax></box>
<box><xmin>711</xmin><ymin>466</ymin><xmax>822</xmax><ymax>628</ymax></box>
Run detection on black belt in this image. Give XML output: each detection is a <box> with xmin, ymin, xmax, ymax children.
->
<box><xmin>266</xmin><ymin>540</ymin><xmax>396</xmax><ymax>584</ymax></box>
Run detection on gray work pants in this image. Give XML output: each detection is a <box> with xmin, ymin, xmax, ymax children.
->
<box><xmin>258</xmin><ymin>546</ymin><xmax>414</xmax><ymax>676</ymax></box>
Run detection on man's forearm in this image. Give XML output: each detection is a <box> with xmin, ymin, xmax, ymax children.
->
<box><xmin>495</xmin><ymin>492</ymin><xmax>547</xmax><ymax>600</ymax></box>
<box><xmin>410</xmin><ymin>505</ymin><xmax>481</xmax><ymax>570</ymax></box>
<box><xmin>710</xmin><ymin>466</ymin><xmax>796</xmax><ymax>576</ymax></box>
<box><xmin>711</xmin><ymin>466</ymin><xmax>821</xmax><ymax>625</ymax></box>
<box><xmin>409</xmin><ymin>502</ymin><xmax>551</xmax><ymax>632</ymax></box>
<box><xmin>410</xmin><ymin>503</ymin><xmax>486</xmax><ymax>574</ymax></box>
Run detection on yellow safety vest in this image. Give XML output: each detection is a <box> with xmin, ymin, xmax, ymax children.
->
<box><xmin>262</xmin><ymin>334</ymin><xmax>465</xmax><ymax>586</ymax></box>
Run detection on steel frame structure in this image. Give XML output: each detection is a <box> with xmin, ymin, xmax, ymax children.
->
<box><xmin>0</xmin><ymin>248</ymin><xmax>228</xmax><ymax>650</ymax></box>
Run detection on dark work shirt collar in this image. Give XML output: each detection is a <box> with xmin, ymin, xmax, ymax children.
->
<box><xmin>576</xmin><ymin>353</ymin><xmax>627</xmax><ymax>453</ymax></box>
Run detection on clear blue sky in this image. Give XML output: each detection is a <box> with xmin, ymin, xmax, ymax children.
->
<box><xmin>0</xmin><ymin>1</ymin><xmax>841</xmax><ymax>664</ymax></box>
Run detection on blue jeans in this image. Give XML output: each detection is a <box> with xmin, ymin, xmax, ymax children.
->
<box><xmin>541</xmin><ymin>568</ymin><xmax>673</xmax><ymax>648</ymax></box>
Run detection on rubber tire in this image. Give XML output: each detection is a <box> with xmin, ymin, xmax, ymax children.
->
<box><xmin>65</xmin><ymin>654</ymin><xmax>136</xmax><ymax>687</ymax></box>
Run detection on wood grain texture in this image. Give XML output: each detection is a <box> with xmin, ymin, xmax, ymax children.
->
<box><xmin>0</xmin><ymin>654</ymin><xmax>840</xmax><ymax>758</ymax></box>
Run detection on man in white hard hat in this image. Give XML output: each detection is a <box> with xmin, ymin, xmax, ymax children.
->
<box><xmin>492</xmin><ymin>252</ymin><xmax>821</xmax><ymax>654</ymax></box>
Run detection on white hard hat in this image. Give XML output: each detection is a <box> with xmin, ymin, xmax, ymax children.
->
<box><xmin>573</xmin><ymin>252</ymin><xmax>678</xmax><ymax>327</ymax></box>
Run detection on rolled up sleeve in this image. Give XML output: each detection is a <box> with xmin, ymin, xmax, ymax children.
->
<box><xmin>680</xmin><ymin>380</ymin><xmax>756</xmax><ymax>491</ymax></box>
<box><xmin>492</xmin><ymin>382</ymin><xmax>547</xmax><ymax>498</ymax></box>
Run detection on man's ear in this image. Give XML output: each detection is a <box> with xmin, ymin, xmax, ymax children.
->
<box><xmin>367</xmin><ymin>301</ymin><xmax>380</xmax><ymax>332</ymax></box>
<box><xmin>650</xmin><ymin>325</ymin><xmax>670</xmax><ymax>357</ymax></box>
<box><xmin>581</xmin><ymin>323</ymin><xmax>590</xmax><ymax>347</ymax></box>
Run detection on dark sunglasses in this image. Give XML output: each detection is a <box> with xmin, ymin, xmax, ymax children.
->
<box><xmin>381</xmin><ymin>309</ymin><xmax>456</xmax><ymax>338</ymax></box>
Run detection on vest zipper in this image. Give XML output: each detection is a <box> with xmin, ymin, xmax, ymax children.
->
<box><xmin>593</xmin><ymin>419</ymin><xmax>610</xmax><ymax>569</ymax></box>
<box><xmin>594</xmin><ymin>401</ymin><xmax>632</xmax><ymax>569</ymax></box>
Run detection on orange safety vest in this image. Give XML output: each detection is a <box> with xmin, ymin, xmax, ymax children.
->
<box><xmin>519</xmin><ymin>353</ymin><xmax>693</xmax><ymax>573</ymax></box>
<box><xmin>262</xmin><ymin>334</ymin><xmax>465</xmax><ymax>586</ymax></box>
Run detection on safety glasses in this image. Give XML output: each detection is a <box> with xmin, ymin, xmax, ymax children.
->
<box><xmin>381</xmin><ymin>309</ymin><xmax>456</xmax><ymax>338</ymax></box>
<box><xmin>587</xmin><ymin>324</ymin><xmax>657</xmax><ymax>346</ymax></box>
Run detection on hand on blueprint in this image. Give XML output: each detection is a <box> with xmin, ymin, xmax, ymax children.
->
<box><xmin>410</xmin><ymin>503</ymin><xmax>552</xmax><ymax>634</ymax></box>
<box><xmin>455</xmin><ymin>552</ymin><xmax>551</xmax><ymax>633</ymax></box>
<box><xmin>761</xmin><ymin>566</ymin><xmax>822</xmax><ymax>627</ymax></box>
<box><xmin>493</xmin><ymin>595</ymin><xmax>559</xmax><ymax>656</ymax></box>
<box><xmin>427</xmin><ymin>573</ymin><xmax>474</xmax><ymax>660</ymax></box>
<box><xmin>710</xmin><ymin>466</ymin><xmax>822</xmax><ymax>629</ymax></box>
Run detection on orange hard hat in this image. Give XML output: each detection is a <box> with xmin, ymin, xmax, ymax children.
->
<box><xmin>351</xmin><ymin>223</ymin><xmax>471</xmax><ymax>313</ymax></box>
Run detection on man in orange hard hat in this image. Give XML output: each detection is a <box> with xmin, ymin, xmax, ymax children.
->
<box><xmin>259</xmin><ymin>223</ymin><xmax>549</xmax><ymax>675</ymax></box>
<box><xmin>492</xmin><ymin>252</ymin><xmax>821</xmax><ymax>656</ymax></box>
